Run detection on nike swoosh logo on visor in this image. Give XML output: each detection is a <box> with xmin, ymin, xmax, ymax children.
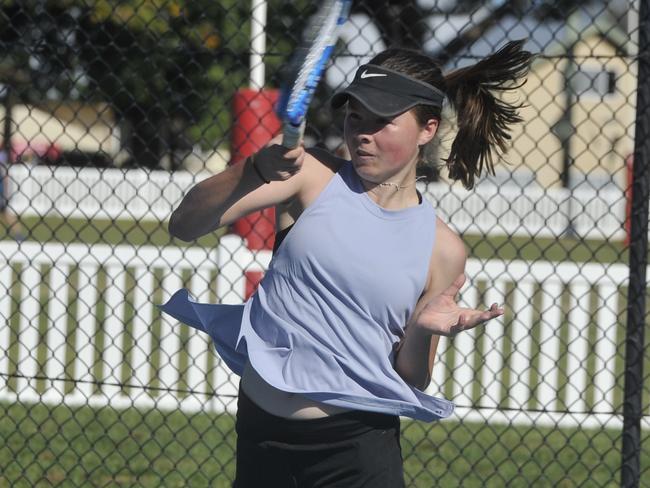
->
<box><xmin>360</xmin><ymin>70</ymin><xmax>387</xmax><ymax>79</ymax></box>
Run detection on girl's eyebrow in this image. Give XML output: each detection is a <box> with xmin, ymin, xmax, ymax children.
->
<box><xmin>347</xmin><ymin>102</ymin><xmax>376</xmax><ymax>117</ymax></box>
<box><xmin>346</xmin><ymin>107</ymin><xmax>391</xmax><ymax>124</ymax></box>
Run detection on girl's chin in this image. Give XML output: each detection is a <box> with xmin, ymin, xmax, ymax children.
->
<box><xmin>351</xmin><ymin>162</ymin><xmax>374</xmax><ymax>177</ymax></box>
<box><xmin>352</xmin><ymin>157</ymin><xmax>376</xmax><ymax>169</ymax></box>
<box><xmin>352</xmin><ymin>166</ymin><xmax>384</xmax><ymax>186</ymax></box>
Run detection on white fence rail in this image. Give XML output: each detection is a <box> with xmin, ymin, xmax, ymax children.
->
<box><xmin>0</xmin><ymin>236</ymin><xmax>644</xmax><ymax>429</ymax></box>
<box><xmin>8</xmin><ymin>165</ymin><xmax>195</xmax><ymax>223</ymax></box>
<box><xmin>9</xmin><ymin>165</ymin><xmax>629</xmax><ymax>239</ymax></box>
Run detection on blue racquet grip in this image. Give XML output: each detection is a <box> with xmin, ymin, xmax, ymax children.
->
<box><xmin>282</xmin><ymin>121</ymin><xmax>305</xmax><ymax>149</ymax></box>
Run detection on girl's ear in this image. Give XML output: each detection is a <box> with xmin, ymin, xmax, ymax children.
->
<box><xmin>417</xmin><ymin>118</ymin><xmax>439</xmax><ymax>146</ymax></box>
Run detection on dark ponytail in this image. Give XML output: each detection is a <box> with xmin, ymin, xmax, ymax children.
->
<box><xmin>369</xmin><ymin>40</ymin><xmax>533</xmax><ymax>189</ymax></box>
<box><xmin>444</xmin><ymin>39</ymin><xmax>533</xmax><ymax>189</ymax></box>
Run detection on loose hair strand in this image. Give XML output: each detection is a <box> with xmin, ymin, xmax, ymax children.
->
<box><xmin>444</xmin><ymin>39</ymin><xmax>534</xmax><ymax>189</ymax></box>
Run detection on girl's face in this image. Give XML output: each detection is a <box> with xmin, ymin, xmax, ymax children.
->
<box><xmin>343</xmin><ymin>99</ymin><xmax>438</xmax><ymax>183</ymax></box>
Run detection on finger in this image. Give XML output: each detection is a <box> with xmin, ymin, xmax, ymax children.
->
<box><xmin>283</xmin><ymin>146</ymin><xmax>304</xmax><ymax>160</ymax></box>
<box><xmin>458</xmin><ymin>307</ymin><xmax>504</xmax><ymax>329</ymax></box>
<box><xmin>448</xmin><ymin>314</ymin><xmax>468</xmax><ymax>335</ymax></box>
<box><xmin>477</xmin><ymin>306</ymin><xmax>503</xmax><ymax>320</ymax></box>
<box><xmin>458</xmin><ymin>314</ymin><xmax>467</xmax><ymax>329</ymax></box>
<box><xmin>482</xmin><ymin>307</ymin><xmax>503</xmax><ymax>321</ymax></box>
<box><xmin>282</xmin><ymin>157</ymin><xmax>303</xmax><ymax>174</ymax></box>
<box><xmin>278</xmin><ymin>171</ymin><xmax>295</xmax><ymax>181</ymax></box>
<box><xmin>276</xmin><ymin>160</ymin><xmax>300</xmax><ymax>172</ymax></box>
<box><xmin>292</xmin><ymin>150</ymin><xmax>305</xmax><ymax>168</ymax></box>
<box><xmin>490</xmin><ymin>304</ymin><xmax>505</xmax><ymax>316</ymax></box>
<box><xmin>474</xmin><ymin>304</ymin><xmax>504</xmax><ymax>316</ymax></box>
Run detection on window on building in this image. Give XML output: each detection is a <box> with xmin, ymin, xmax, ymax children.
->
<box><xmin>571</xmin><ymin>68</ymin><xmax>617</xmax><ymax>98</ymax></box>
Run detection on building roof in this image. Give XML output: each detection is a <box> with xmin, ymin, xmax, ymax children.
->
<box><xmin>424</xmin><ymin>11</ymin><xmax>630</xmax><ymax>70</ymax></box>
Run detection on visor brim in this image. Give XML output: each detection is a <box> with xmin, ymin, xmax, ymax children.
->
<box><xmin>330</xmin><ymin>85</ymin><xmax>424</xmax><ymax>118</ymax></box>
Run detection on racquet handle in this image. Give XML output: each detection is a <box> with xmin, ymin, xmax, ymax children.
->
<box><xmin>282</xmin><ymin>121</ymin><xmax>305</xmax><ymax>149</ymax></box>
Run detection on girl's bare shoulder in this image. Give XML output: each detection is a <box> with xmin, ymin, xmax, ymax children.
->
<box><xmin>433</xmin><ymin>217</ymin><xmax>466</xmax><ymax>267</ymax></box>
<box><xmin>290</xmin><ymin>147</ymin><xmax>347</xmax><ymax>213</ymax></box>
<box><xmin>422</xmin><ymin>217</ymin><xmax>467</xmax><ymax>295</ymax></box>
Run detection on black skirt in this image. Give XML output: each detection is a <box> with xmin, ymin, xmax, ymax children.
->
<box><xmin>234</xmin><ymin>387</ymin><xmax>405</xmax><ymax>488</ymax></box>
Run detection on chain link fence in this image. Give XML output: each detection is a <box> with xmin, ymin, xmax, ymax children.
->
<box><xmin>1</xmin><ymin>1</ymin><xmax>649</xmax><ymax>487</ymax></box>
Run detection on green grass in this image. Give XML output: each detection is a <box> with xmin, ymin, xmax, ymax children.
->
<box><xmin>6</xmin><ymin>216</ymin><xmax>226</xmax><ymax>249</ymax></box>
<box><xmin>0</xmin><ymin>402</ymin><xmax>237</xmax><ymax>488</ymax></box>
<box><xmin>1</xmin><ymin>401</ymin><xmax>646</xmax><ymax>488</ymax></box>
<box><xmin>462</xmin><ymin>233</ymin><xmax>631</xmax><ymax>264</ymax></box>
<box><xmin>2</xmin><ymin>216</ymin><xmax>633</xmax><ymax>263</ymax></box>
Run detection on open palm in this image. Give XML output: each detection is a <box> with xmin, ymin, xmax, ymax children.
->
<box><xmin>414</xmin><ymin>274</ymin><xmax>504</xmax><ymax>336</ymax></box>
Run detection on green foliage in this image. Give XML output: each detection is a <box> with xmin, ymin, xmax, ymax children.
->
<box><xmin>77</xmin><ymin>0</ymin><xmax>254</xmax><ymax>155</ymax></box>
<box><xmin>0</xmin><ymin>0</ymin><xmax>313</xmax><ymax>164</ymax></box>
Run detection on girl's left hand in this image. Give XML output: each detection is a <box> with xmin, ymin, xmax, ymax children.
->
<box><xmin>413</xmin><ymin>273</ymin><xmax>504</xmax><ymax>337</ymax></box>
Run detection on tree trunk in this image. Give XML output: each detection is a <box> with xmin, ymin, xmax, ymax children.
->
<box><xmin>124</xmin><ymin>105</ymin><xmax>165</xmax><ymax>169</ymax></box>
<box><xmin>355</xmin><ymin>0</ymin><xmax>427</xmax><ymax>48</ymax></box>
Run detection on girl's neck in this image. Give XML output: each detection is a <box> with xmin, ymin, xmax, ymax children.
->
<box><xmin>358</xmin><ymin>174</ymin><xmax>424</xmax><ymax>210</ymax></box>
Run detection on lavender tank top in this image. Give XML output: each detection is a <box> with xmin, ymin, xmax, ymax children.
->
<box><xmin>160</xmin><ymin>161</ymin><xmax>454</xmax><ymax>421</ymax></box>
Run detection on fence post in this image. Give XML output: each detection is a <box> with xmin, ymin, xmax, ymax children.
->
<box><xmin>621</xmin><ymin>0</ymin><xmax>650</xmax><ymax>486</ymax></box>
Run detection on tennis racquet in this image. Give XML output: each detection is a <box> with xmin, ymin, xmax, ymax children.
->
<box><xmin>277</xmin><ymin>0</ymin><xmax>351</xmax><ymax>148</ymax></box>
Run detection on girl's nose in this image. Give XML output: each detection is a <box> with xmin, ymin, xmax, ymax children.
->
<box><xmin>353</xmin><ymin>132</ymin><xmax>371</xmax><ymax>145</ymax></box>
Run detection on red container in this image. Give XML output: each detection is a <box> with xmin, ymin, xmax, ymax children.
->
<box><xmin>230</xmin><ymin>88</ymin><xmax>280</xmax><ymax>250</ymax></box>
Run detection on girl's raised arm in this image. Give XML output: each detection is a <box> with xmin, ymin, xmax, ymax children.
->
<box><xmin>168</xmin><ymin>142</ymin><xmax>305</xmax><ymax>242</ymax></box>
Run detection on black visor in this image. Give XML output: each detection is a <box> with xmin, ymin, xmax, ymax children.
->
<box><xmin>331</xmin><ymin>64</ymin><xmax>445</xmax><ymax>118</ymax></box>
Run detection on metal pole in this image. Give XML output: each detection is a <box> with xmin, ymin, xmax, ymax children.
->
<box><xmin>621</xmin><ymin>0</ymin><xmax>650</xmax><ymax>486</ymax></box>
<box><xmin>3</xmin><ymin>84</ymin><xmax>11</xmax><ymax>162</ymax></box>
<box><xmin>2</xmin><ymin>84</ymin><xmax>12</xmax><ymax>199</ymax></box>
<box><xmin>250</xmin><ymin>0</ymin><xmax>267</xmax><ymax>90</ymax></box>
<box><xmin>550</xmin><ymin>10</ymin><xmax>580</xmax><ymax>238</ymax></box>
<box><xmin>559</xmin><ymin>45</ymin><xmax>575</xmax><ymax>238</ymax></box>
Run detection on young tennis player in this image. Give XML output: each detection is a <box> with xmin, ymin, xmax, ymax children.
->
<box><xmin>162</xmin><ymin>40</ymin><xmax>532</xmax><ymax>487</ymax></box>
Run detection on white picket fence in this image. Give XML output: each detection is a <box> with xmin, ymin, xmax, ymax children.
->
<box><xmin>8</xmin><ymin>164</ymin><xmax>629</xmax><ymax>240</ymax></box>
<box><xmin>0</xmin><ymin>236</ymin><xmax>270</xmax><ymax>414</ymax></box>
<box><xmin>0</xmin><ymin>236</ymin><xmax>645</xmax><ymax>429</ymax></box>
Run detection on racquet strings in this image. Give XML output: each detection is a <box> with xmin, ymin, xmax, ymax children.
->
<box><xmin>284</xmin><ymin>1</ymin><xmax>344</xmax><ymax>124</ymax></box>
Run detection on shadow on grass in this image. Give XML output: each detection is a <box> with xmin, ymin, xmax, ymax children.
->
<box><xmin>2</xmin><ymin>401</ymin><xmax>646</xmax><ymax>488</ymax></box>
